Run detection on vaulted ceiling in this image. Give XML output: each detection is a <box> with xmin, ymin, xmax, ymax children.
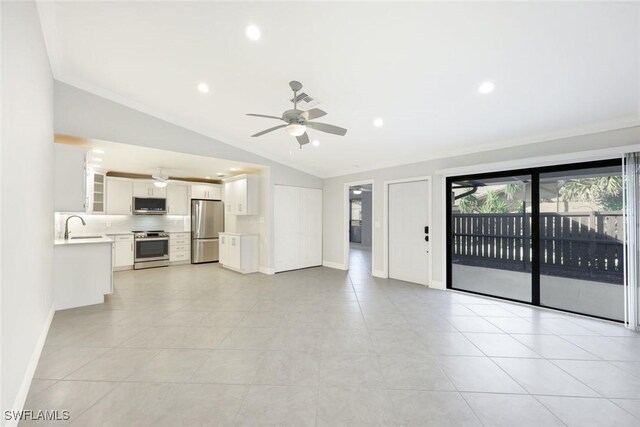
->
<box><xmin>38</xmin><ymin>1</ymin><xmax>640</xmax><ymax>178</ymax></box>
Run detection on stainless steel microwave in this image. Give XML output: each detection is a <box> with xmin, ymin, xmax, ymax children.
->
<box><xmin>133</xmin><ymin>197</ymin><xmax>167</xmax><ymax>215</ymax></box>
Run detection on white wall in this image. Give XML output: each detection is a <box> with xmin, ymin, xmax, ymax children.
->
<box><xmin>54</xmin><ymin>82</ymin><xmax>322</xmax><ymax>271</ymax></box>
<box><xmin>323</xmin><ymin>126</ymin><xmax>640</xmax><ymax>287</ymax></box>
<box><xmin>1</xmin><ymin>1</ymin><xmax>55</xmax><ymax>421</ymax></box>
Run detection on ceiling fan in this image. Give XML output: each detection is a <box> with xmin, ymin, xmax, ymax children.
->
<box><xmin>246</xmin><ymin>80</ymin><xmax>347</xmax><ymax>147</ymax></box>
<box><xmin>152</xmin><ymin>168</ymin><xmax>169</xmax><ymax>188</ymax></box>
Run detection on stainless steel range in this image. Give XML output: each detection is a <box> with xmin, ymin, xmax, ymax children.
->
<box><xmin>133</xmin><ymin>230</ymin><xmax>169</xmax><ymax>269</ymax></box>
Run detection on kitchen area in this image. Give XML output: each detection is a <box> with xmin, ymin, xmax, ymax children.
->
<box><xmin>53</xmin><ymin>136</ymin><xmax>263</xmax><ymax>310</ymax></box>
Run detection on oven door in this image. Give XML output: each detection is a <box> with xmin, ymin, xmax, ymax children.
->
<box><xmin>135</xmin><ymin>238</ymin><xmax>169</xmax><ymax>262</ymax></box>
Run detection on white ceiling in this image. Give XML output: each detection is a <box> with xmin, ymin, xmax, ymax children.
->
<box><xmin>56</xmin><ymin>135</ymin><xmax>262</xmax><ymax>179</ymax></box>
<box><xmin>38</xmin><ymin>2</ymin><xmax>640</xmax><ymax>178</ymax></box>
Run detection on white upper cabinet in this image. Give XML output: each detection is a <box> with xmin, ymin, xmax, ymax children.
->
<box><xmin>106</xmin><ymin>178</ymin><xmax>133</xmax><ymax>215</ymax></box>
<box><xmin>224</xmin><ymin>174</ymin><xmax>259</xmax><ymax>215</ymax></box>
<box><xmin>54</xmin><ymin>144</ymin><xmax>88</xmax><ymax>212</ymax></box>
<box><xmin>166</xmin><ymin>184</ymin><xmax>188</xmax><ymax>215</ymax></box>
<box><xmin>191</xmin><ymin>184</ymin><xmax>221</xmax><ymax>200</ymax></box>
<box><xmin>133</xmin><ymin>181</ymin><xmax>166</xmax><ymax>198</ymax></box>
<box><xmin>86</xmin><ymin>171</ymin><xmax>106</xmax><ymax>214</ymax></box>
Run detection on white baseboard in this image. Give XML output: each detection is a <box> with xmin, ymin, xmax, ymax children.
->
<box><xmin>322</xmin><ymin>260</ymin><xmax>348</xmax><ymax>270</ymax></box>
<box><xmin>259</xmin><ymin>266</ymin><xmax>275</xmax><ymax>275</ymax></box>
<box><xmin>430</xmin><ymin>280</ymin><xmax>445</xmax><ymax>290</ymax></box>
<box><xmin>372</xmin><ymin>269</ymin><xmax>387</xmax><ymax>278</ymax></box>
<box><xmin>8</xmin><ymin>304</ymin><xmax>55</xmax><ymax>427</ymax></box>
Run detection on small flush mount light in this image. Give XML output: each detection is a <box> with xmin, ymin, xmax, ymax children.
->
<box><xmin>286</xmin><ymin>123</ymin><xmax>306</xmax><ymax>136</ymax></box>
<box><xmin>312</xmin><ymin>139</ymin><xmax>320</xmax><ymax>147</ymax></box>
<box><xmin>245</xmin><ymin>25</ymin><xmax>261</xmax><ymax>41</ymax></box>
<box><xmin>373</xmin><ymin>117</ymin><xmax>384</xmax><ymax>127</ymax></box>
<box><xmin>478</xmin><ymin>81</ymin><xmax>495</xmax><ymax>94</ymax></box>
<box><xmin>353</xmin><ymin>188</ymin><xmax>362</xmax><ymax>195</ymax></box>
<box><xmin>92</xmin><ymin>148</ymin><xmax>105</xmax><ymax>154</ymax></box>
<box><xmin>197</xmin><ymin>82</ymin><xmax>210</xmax><ymax>94</ymax></box>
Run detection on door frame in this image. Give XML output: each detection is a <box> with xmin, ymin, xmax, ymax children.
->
<box><xmin>343</xmin><ymin>179</ymin><xmax>375</xmax><ymax>271</ymax></box>
<box><xmin>383</xmin><ymin>176</ymin><xmax>433</xmax><ymax>285</ymax></box>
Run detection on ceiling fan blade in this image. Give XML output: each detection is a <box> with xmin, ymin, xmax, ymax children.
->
<box><xmin>305</xmin><ymin>121</ymin><xmax>348</xmax><ymax>136</ymax></box>
<box><xmin>251</xmin><ymin>124</ymin><xmax>287</xmax><ymax>137</ymax></box>
<box><xmin>302</xmin><ymin>108</ymin><xmax>327</xmax><ymax>120</ymax></box>
<box><xmin>296</xmin><ymin>132</ymin><xmax>310</xmax><ymax>146</ymax></box>
<box><xmin>246</xmin><ymin>113</ymin><xmax>283</xmax><ymax>121</ymax></box>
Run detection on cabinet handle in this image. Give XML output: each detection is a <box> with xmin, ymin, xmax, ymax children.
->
<box><xmin>131</xmin><ymin>242</ymin><xmax>133</xmax><ymax>251</ymax></box>
<box><xmin>238</xmin><ymin>203</ymin><xmax>242</xmax><ymax>212</ymax></box>
<box><xmin>232</xmin><ymin>238</ymin><xmax>236</xmax><ymax>246</ymax></box>
<box><xmin>129</xmin><ymin>204</ymin><xmax>132</xmax><ymax>213</ymax></box>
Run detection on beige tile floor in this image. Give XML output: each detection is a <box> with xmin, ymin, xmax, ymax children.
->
<box><xmin>22</xmin><ymin>246</ymin><xmax>640</xmax><ymax>426</ymax></box>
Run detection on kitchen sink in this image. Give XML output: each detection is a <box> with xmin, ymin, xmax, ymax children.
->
<box><xmin>70</xmin><ymin>236</ymin><xmax>102</xmax><ymax>239</ymax></box>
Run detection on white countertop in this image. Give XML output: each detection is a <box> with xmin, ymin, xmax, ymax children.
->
<box><xmin>219</xmin><ymin>232</ymin><xmax>259</xmax><ymax>236</ymax></box>
<box><xmin>54</xmin><ymin>234</ymin><xmax>114</xmax><ymax>246</ymax></box>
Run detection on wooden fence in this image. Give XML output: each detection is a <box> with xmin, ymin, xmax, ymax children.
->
<box><xmin>452</xmin><ymin>212</ymin><xmax>624</xmax><ymax>284</ymax></box>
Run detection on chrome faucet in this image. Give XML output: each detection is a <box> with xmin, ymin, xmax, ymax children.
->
<box><xmin>64</xmin><ymin>215</ymin><xmax>86</xmax><ymax>239</ymax></box>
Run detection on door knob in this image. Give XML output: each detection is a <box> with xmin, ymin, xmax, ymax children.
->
<box><xmin>424</xmin><ymin>236</ymin><xmax>429</xmax><ymax>242</ymax></box>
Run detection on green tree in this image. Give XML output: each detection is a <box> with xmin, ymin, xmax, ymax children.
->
<box><xmin>559</xmin><ymin>176</ymin><xmax>622</xmax><ymax>211</ymax></box>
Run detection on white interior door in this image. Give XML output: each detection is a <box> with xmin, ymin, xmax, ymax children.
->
<box><xmin>274</xmin><ymin>185</ymin><xmax>322</xmax><ymax>272</ymax></box>
<box><xmin>388</xmin><ymin>179</ymin><xmax>430</xmax><ymax>285</ymax></box>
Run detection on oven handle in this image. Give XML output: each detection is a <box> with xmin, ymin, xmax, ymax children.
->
<box><xmin>135</xmin><ymin>255</ymin><xmax>169</xmax><ymax>262</ymax></box>
<box><xmin>136</xmin><ymin>237</ymin><xmax>169</xmax><ymax>242</ymax></box>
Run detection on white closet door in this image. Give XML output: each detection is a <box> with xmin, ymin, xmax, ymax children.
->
<box><xmin>300</xmin><ymin>188</ymin><xmax>322</xmax><ymax>268</ymax></box>
<box><xmin>388</xmin><ymin>179</ymin><xmax>430</xmax><ymax>285</ymax></box>
<box><xmin>274</xmin><ymin>185</ymin><xmax>322</xmax><ymax>272</ymax></box>
<box><xmin>274</xmin><ymin>185</ymin><xmax>301</xmax><ymax>272</ymax></box>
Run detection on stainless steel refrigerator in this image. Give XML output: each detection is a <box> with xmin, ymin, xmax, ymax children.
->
<box><xmin>191</xmin><ymin>200</ymin><xmax>224</xmax><ymax>263</ymax></box>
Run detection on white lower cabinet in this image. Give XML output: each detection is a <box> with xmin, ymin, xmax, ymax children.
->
<box><xmin>170</xmin><ymin>232</ymin><xmax>191</xmax><ymax>263</ymax></box>
<box><xmin>111</xmin><ymin>234</ymin><xmax>134</xmax><ymax>270</ymax></box>
<box><xmin>219</xmin><ymin>233</ymin><xmax>258</xmax><ymax>274</ymax></box>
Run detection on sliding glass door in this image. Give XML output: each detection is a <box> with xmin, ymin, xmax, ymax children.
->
<box><xmin>446</xmin><ymin>159</ymin><xmax>624</xmax><ymax>321</ymax></box>
<box><xmin>449</xmin><ymin>174</ymin><xmax>533</xmax><ymax>302</ymax></box>
<box><xmin>539</xmin><ymin>164</ymin><xmax>624</xmax><ymax>321</ymax></box>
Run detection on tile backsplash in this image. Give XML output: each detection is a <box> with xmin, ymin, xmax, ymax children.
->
<box><xmin>54</xmin><ymin>213</ymin><xmax>190</xmax><ymax>238</ymax></box>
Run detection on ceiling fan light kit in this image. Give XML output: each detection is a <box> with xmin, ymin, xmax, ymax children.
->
<box><xmin>247</xmin><ymin>80</ymin><xmax>347</xmax><ymax>147</ymax></box>
<box><xmin>286</xmin><ymin>123</ymin><xmax>306</xmax><ymax>136</ymax></box>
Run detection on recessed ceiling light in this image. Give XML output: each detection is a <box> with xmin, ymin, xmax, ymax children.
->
<box><xmin>217</xmin><ymin>172</ymin><xmax>225</xmax><ymax>177</ymax></box>
<box><xmin>245</xmin><ymin>25</ymin><xmax>261</xmax><ymax>41</ymax></box>
<box><xmin>230</xmin><ymin>167</ymin><xmax>238</xmax><ymax>171</ymax></box>
<box><xmin>373</xmin><ymin>118</ymin><xmax>384</xmax><ymax>127</ymax></box>
<box><xmin>92</xmin><ymin>148</ymin><xmax>104</xmax><ymax>154</ymax></box>
<box><xmin>312</xmin><ymin>140</ymin><xmax>320</xmax><ymax>147</ymax></box>
<box><xmin>478</xmin><ymin>81</ymin><xmax>495</xmax><ymax>94</ymax></box>
<box><xmin>197</xmin><ymin>82</ymin><xmax>210</xmax><ymax>93</ymax></box>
